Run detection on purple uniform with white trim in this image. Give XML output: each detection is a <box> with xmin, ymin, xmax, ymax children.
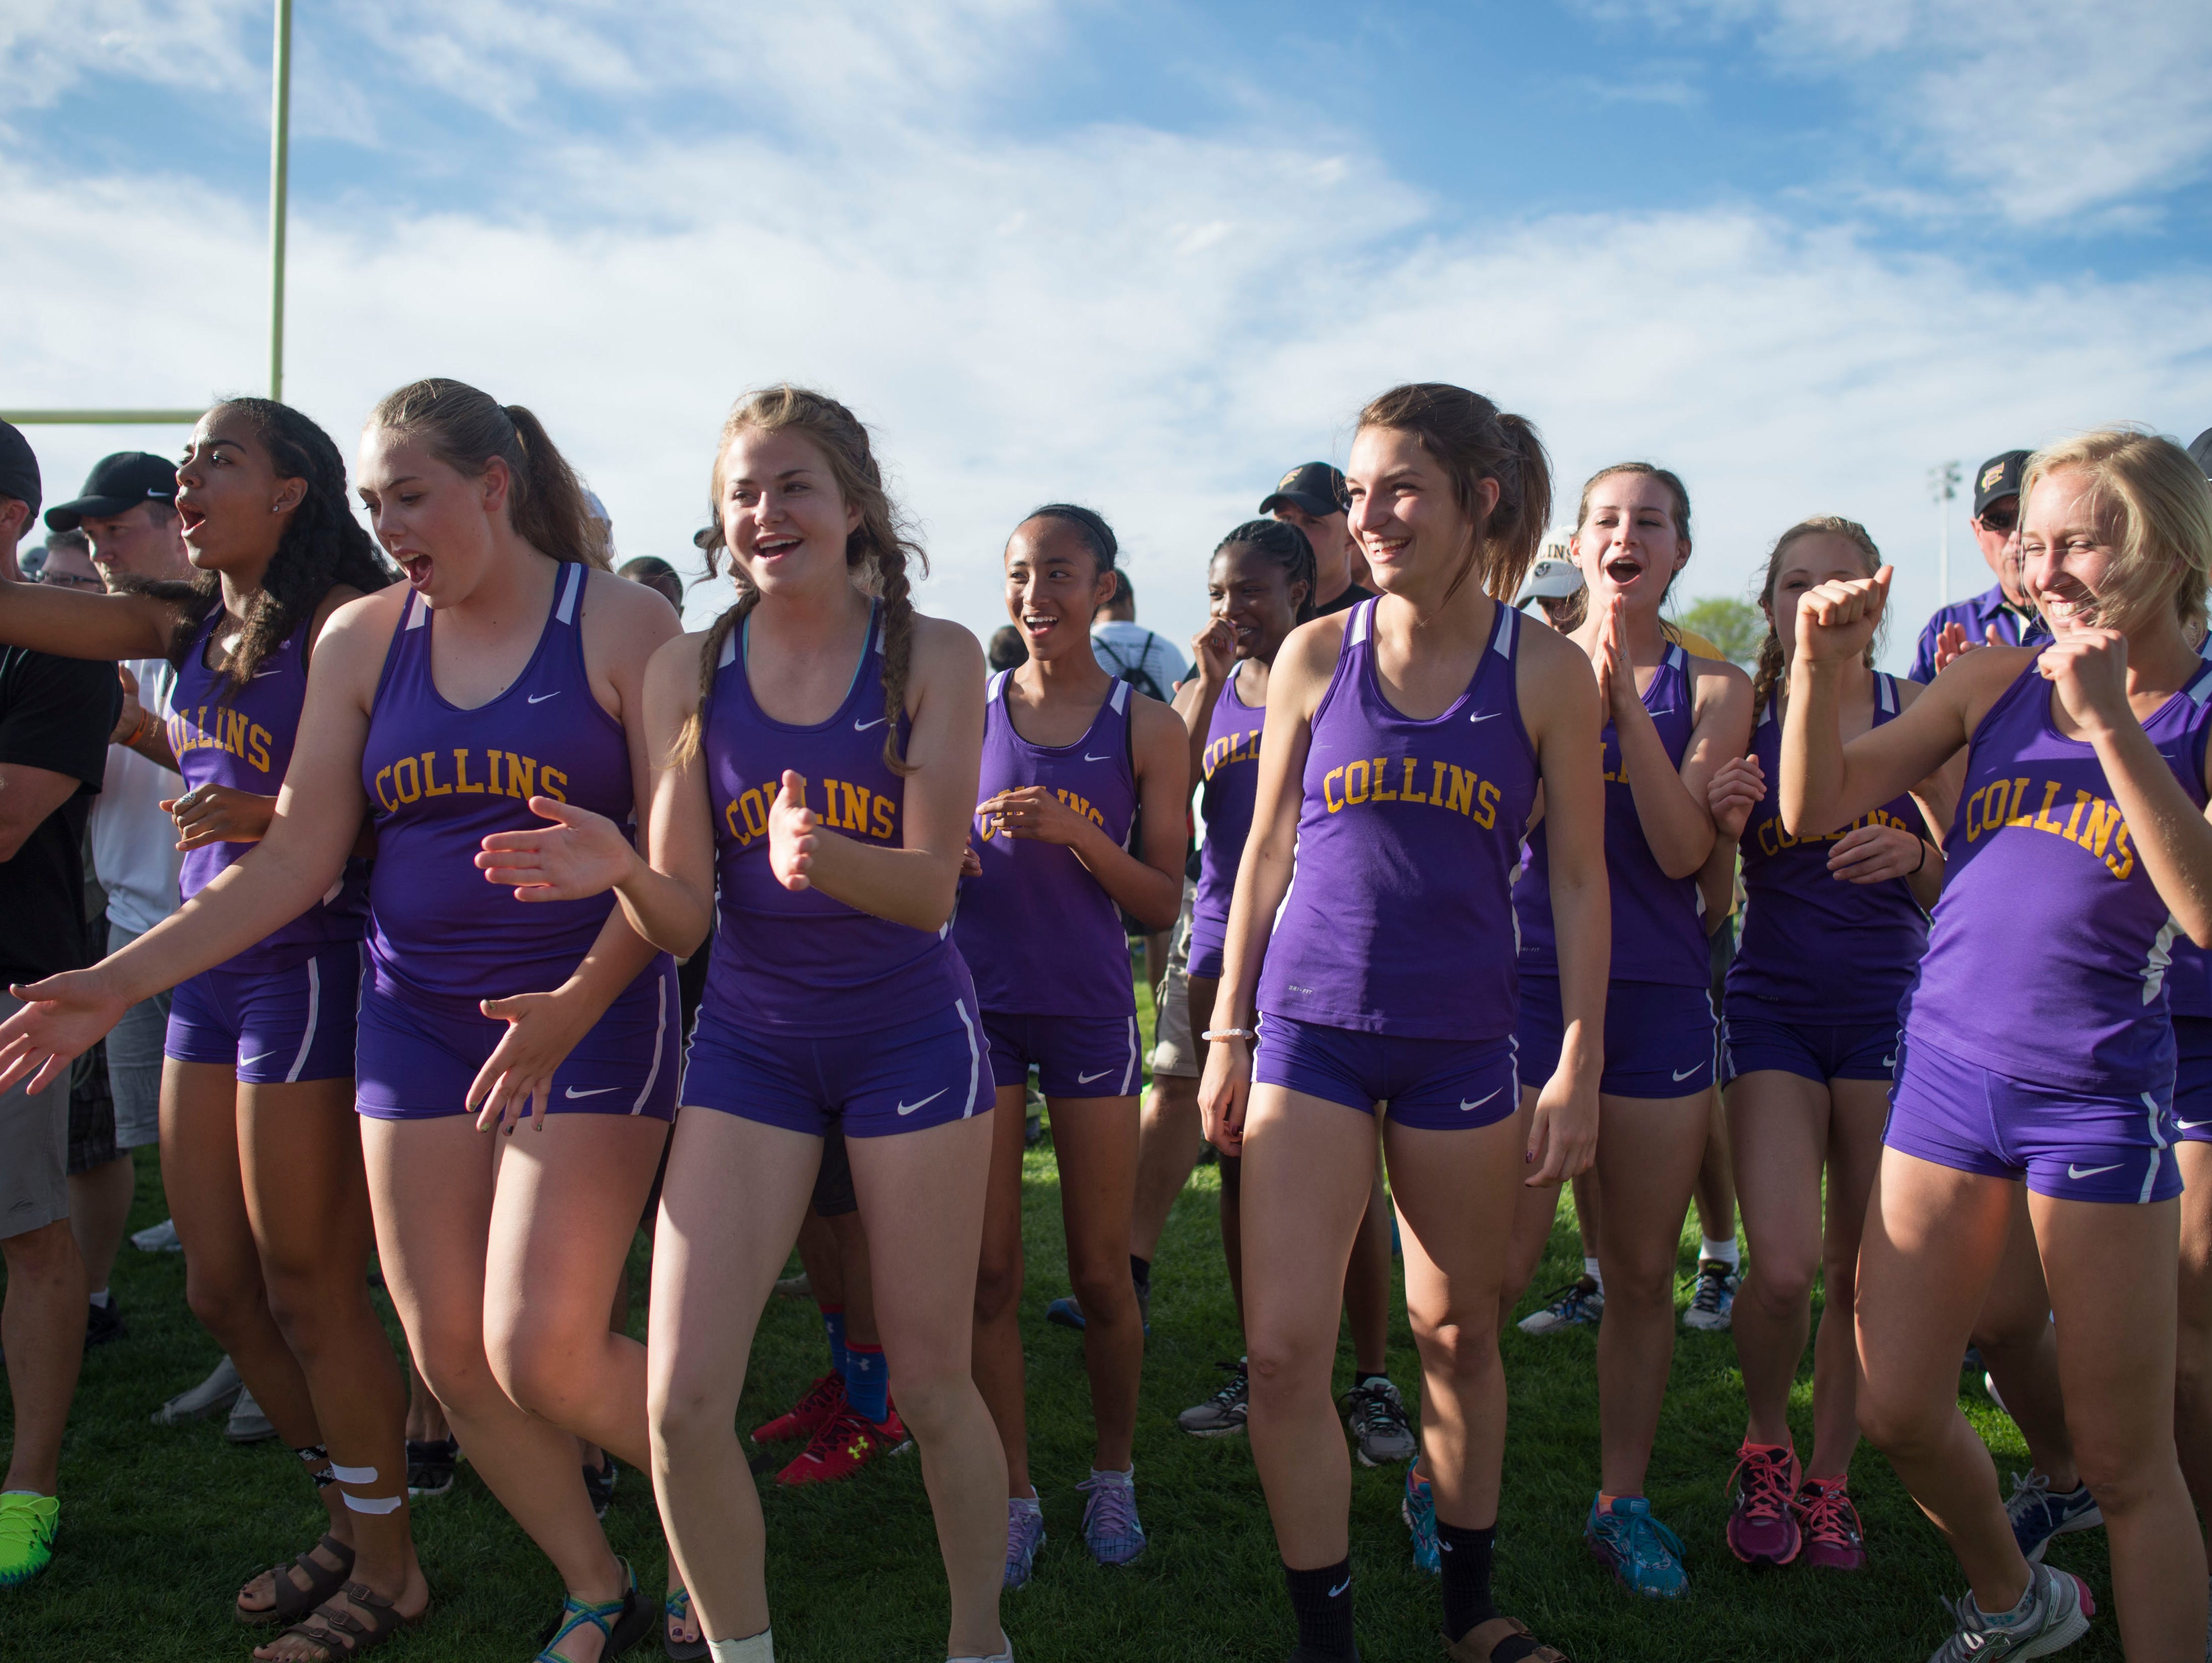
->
<box><xmin>163</xmin><ymin>610</ymin><xmax>368</xmax><ymax>1084</ymax></box>
<box><xmin>684</xmin><ymin>605</ymin><xmax>986</xmax><ymax>1136</ymax></box>
<box><xmin>355</xmin><ymin>563</ymin><xmax>679</xmax><ymax>1120</ymax></box>
<box><xmin>1888</xmin><ymin>650</ymin><xmax>2212</xmax><ymax>1201</ymax></box>
<box><xmin>1189</xmin><ymin>666</ymin><xmax>1266</xmax><ymax>980</ymax></box>
<box><xmin>955</xmin><ymin>671</ymin><xmax>1141</xmax><ymax>1098</ymax></box>
<box><xmin>1253</xmin><ymin>598</ymin><xmax>1536</xmax><ymax>1128</ymax></box>
<box><xmin>1515</xmin><ymin>640</ymin><xmax>1716</xmax><ymax>1097</ymax></box>
<box><xmin>2167</xmin><ymin>635</ymin><xmax>2212</xmax><ymax>1143</ymax></box>
<box><xmin>1722</xmin><ymin>675</ymin><xmax>1929</xmax><ymax>1086</ymax></box>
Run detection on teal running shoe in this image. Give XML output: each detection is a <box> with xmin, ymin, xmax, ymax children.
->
<box><xmin>1403</xmin><ymin>1466</ymin><xmax>1440</xmax><ymax>1574</ymax></box>
<box><xmin>1586</xmin><ymin>1492</ymin><xmax>1689</xmax><ymax>1598</ymax></box>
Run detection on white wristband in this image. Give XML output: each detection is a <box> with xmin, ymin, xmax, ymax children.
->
<box><xmin>1201</xmin><ymin>1027</ymin><xmax>1255</xmax><ymax>1042</ymax></box>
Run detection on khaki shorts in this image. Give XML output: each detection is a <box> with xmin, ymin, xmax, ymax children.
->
<box><xmin>0</xmin><ymin>993</ymin><xmax>72</xmax><ymax>1238</ymax></box>
<box><xmin>1149</xmin><ymin>881</ymin><xmax>1201</xmax><ymax>1080</ymax></box>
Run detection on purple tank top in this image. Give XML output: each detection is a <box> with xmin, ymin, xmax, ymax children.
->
<box><xmin>953</xmin><ymin>671</ymin><xmax>1137</xmax><ymax>1017</ymax></box>
<box><xmin>2164</xmin><ymin>634</ymin><xmax>2212</xmax><ymax>1021</ymax></box>
<box><xmin>363</xmin><ymin>563</ymin><xmax>658</xmax><ymax>1005</ymax></box>
<box><xmin>1189</xmin><ymin>666</ymin><xmax>1267</xmax><ymax>974</ymax></box>
<box><xmin>701</xmin><ymin>604</ymin><xmax>970</xmax><ymax>1037</ymax></box>
<box><xmin>1726</xmin><ymin>675</ymin><xmax>1929</xmax><ymax>1022</ymax></box>
<box><xmin>1516</xmin><ymin>640</ymin><xmax>1705</xmax><ymax>986</ymax></box>
<box><xmin>1256</xmin><ymin>598</ymin><xmax>1537</xmax><ymax>1040</ymax></box>
<box><xmin>1904</xmin><ymin>650</ymin><xmax>2212</xmax><ymax>1092</ymax></box>
<box><xmin>168</xmin><ymin>608</ymin><xmax>369</xmax><ymax>969</ymax></box>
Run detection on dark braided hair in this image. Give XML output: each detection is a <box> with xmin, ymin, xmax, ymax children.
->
<box><xmin>677</xmin><ymin>386</ymin><xmax>926</xmax><ymax>773</ymax></box>
<box><xmin>1213</xmin><ymin>518</ymin><xmax>1318</xmax><ymax>625</ymax></box>
<box><xmin>1021</xmin><ymin>503</ymin><xmax>1118</xmax><ymax>574</ymax></box>
<box><xmin>148</xmin><ymin>399</ymin><xmax>395</xmax><ymax>691</ymax></box>
<box><xmin>1355</xmin><ymin>384</ymin><xmax>1551</xmax><ymax>606</ymax></box>
<box><xmin>1751</xmin><ymin>515</ymin><xmax>1883</xmax><ymax>719</ymax></box>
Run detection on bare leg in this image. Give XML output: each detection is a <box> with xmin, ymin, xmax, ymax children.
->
<box><xmin>1496</xmin><ymin>1086</ymin><xmax>1562</xmax><ymax>1323</ymax></box>
<box><xmin>65</xmin><ymin>1152</ymin><xmax>133</xmax><ymax>1300</ymax></box>
<box><xmin>1238</xmin><ymin>1087</ymin><xmax>1378</xmax><ymax>1568</ymax></box>
<box><xmin>0</xmin><ymin>1219</ymin><xmax>85</xmax><ymax>1496</ymax></box>
<box><xmin>1971</xmin><ymin>1191</ymin><xmax>2079</xmax><ymax>1490</ymax></box>
<box><xmin>1049</xmin><ymin>1093</ymin><xmax>1144</xmax><ymax>1473</ymax></box>
<box><xmin>1693</xmin><ymin>1086</ymin><xmax>1738</xmax><ymax>1253</ymax></box>
<box><xmin>1343</xmin><ymin>1168</ymin><xmax>1393</xmax><ymax>1379</ymax></box>
<box><xmin>795</xmin><ymin>1209</ymin><xmax>842</xmax><ymax>1306</ymax></box>
<box><xmin>405</xmin><ymin>1362</ymin><xmax>449</xmax><ymax>1443</ymax></box>
<box><xmin>972</xmin><ymin>1081</ymin><xmax>1034</xmax><ymax>1496</ymax></box>
<box><xmin>2031</xmin><ymin>1189</ymin><xmax>2205</xmax><ymax>1657</ymax></box>
<box><xmin>1129</xmin><ymin>1070</ymin><xmax>1203</xmax><ymax>1263</ymax></box>
<box><xmin>1593</xmin><ymin>1092</ymin><xmax>1708</xmax><ymax>1497</ymax></box>
<box><xmin>1185</xmin><ymin>974</ymin><xmax>1244</xmax><ymax>1331</ymax></box>
<box><xmin>2176</xmin><ymin>1142</ymin><xmax>2212</xmax><ymax>1556</ymax></box>
<box><xmin>1572</xmin><ymin>1170</ymin><xmax>1602</xmax><ymax>1272</ymax></box>
<box><xmin>826</xmin><ymin>1212</ymin><xmax>878</xmax><ymax>1347</ymax></box>
<box><xmin>1807</xmin><ymin>1079</ymin><xmax>1886</xmax><ymax>1479</ymax></box>
<box><xmin>1728</xmin><ymin>1070</ymin><xmax>1828</xmax><ymax>1453</ymax></box>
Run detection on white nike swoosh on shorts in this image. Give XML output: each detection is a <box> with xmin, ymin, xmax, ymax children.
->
<box><xmin>563</xmin><ymin>1084</ymin><xmax>619</xmax><ymax>1098</ymax></box>
<box><xmin>1883</xmin><ymin>1055</ymin><xmax>1897</xmax><ymax>1069</ymax></box>
<box><xmin>2178</xmin><ymin>1119</ymin><xmax>2211</xmax><ymax>1132</ymax></box>
<box><xmin>528</xmin><ymin>692</ymin><xmax>559</xmax><ymax>704</ymax></box>
<box><xmin>239</xmin><ymin>1050</ymin><xmax>277</xmax><ymax>1066</ymax></box>
<box><xmin>1077</xmin><ymin>1069</ymin><xmax>1114</xmax><ymax>1084</ymax></box>
<box><xmin>1459</xmin><ymin>1088</ymin><xmax>1502</xmax><ymax>1111</ymax></box>
<box><xmin>2066</xmin><ymin>1162</ymin><xmax>2123</xmax><ymax>1180</ymax></box>
<box><xmin>897</xmin><ymin>1088</ymin><xmax>948</xmax><ymax>1115</ymax></box>
<box><xmin>1672</xmin><ymin>1065</ymin><xmax>1703</xmax><ymax>1081</ymax></box>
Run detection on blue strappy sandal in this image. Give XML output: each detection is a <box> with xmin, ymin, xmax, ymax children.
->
<box><xmin>535</xmin><ymin>1560</ymin><xmax>651</xmax><ymax>1662</ymax></box>
<box><xmin>662</xmin><ymin>1585</ymin><xmax>706</xmax><ymax>1660</ymax></box>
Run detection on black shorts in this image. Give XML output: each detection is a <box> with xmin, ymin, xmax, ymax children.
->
<box><xmin>811</xmin><ymin>1129</ymin><xmax>858</xmax><ymax>1218</ymax></box>
<box><xmin>65</xmin><ymin>1040</ymin><xmax>117</xmax><ymax>1176</ymax></box>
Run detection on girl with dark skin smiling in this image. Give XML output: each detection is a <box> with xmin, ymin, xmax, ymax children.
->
<box><xmin>0</xmin><ymin>400</ymin><xmax>424</xmax><ymax>1658</ymax></box>
<box><xmin>0</xmin><ymin>380</ymin><xmax>685</xmax><ymax>1663</ymax></box>
<box><xmin>956</xmin><ymin>505</ymin><xmax>1187</xmax><ymax>1586</ymax></box>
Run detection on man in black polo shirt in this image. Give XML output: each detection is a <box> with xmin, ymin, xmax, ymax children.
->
<box><xmin>1261</xmin><ymin>462</ymin><xmax>1374</xmax><ymax>615</ymax></box>
<box><xmin>0</xmin><ymin>421</ymin><xmax>121</xmax><ymax>1586</ymax></box>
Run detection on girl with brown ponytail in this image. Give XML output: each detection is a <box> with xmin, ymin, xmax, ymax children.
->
<box><xmin>1705</xmin><ymin>517</ymin><xmax>1949</xmax><ymax>1577</ymax></box>
<box><xmin>469</xmin><ymin>386</ymin><xmax>1010</xmax><ymax>1662</ymax></box>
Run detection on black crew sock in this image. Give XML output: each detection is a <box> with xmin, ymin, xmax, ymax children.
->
<box><xmin>1130</xmin><ymin>1254</ymin><xmax>1152</xmax><ymax>1293</ymax></box>
<box><xmin>1437</xmin><ymin>1521</ymin><xmax>1498</xmax><ymax>1645</ymax></box>
<box><xmin>1284</xmin><ymin>1557</ymin><xmax>1358</xmax><ymax>1661</ymax></box>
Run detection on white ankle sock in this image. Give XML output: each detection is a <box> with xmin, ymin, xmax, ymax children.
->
<box><xmin>1582</xmin><ymin>1255</ymin><xmax>1601</xmax><ymax>1287</ymax></box>
<box><xmin>707</xmin><ymin>1632</ymin><xmax>772</xmax><ymax>1663</ymax></box>
<box><xmin>1701</xmin><ymin>1237</ymin><xmax>1740</xmax><ymax>1269</ymax></box>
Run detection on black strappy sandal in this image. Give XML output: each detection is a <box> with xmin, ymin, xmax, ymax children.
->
<box><xmin>270</xmin><ymin>1580</ymin><xmax>420</xmax><ymax>1659</ymax></box>
<box><xmin>237</xmin><ymin>1534</ymin><xmax>356</xmax><ymax>1626</ymax></box>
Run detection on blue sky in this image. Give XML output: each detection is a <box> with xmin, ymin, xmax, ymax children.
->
<box><xmin>8</xmin><ymin>0</ymin><xmax>2211</xmax><ymax>661</ymax></box>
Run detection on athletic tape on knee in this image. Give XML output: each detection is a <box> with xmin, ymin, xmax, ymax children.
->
<box><xmin>328</xmin><ymin>1463</ymin><xmax>377</xmax><ymax>1485</ymax></box>
<box><xmin>707</xmin><ymin>1631</ymin><xmax>773</xmax><ymax>1662</ymax></box>
<box><xmin>341</xmin><ymin>1491</ymin><xmax>403</xmax><ymax>1515</ymax></box>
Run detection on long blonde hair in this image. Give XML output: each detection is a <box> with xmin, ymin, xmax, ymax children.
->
<box><xmin>674</xmin><ymin>386</ymin><xmax>927</xmax><ymax>770</ymax></box>
<box><xmin>1748</xmin><ymin>516</ymin><xmax>1882</xmax><ymax>717</ymax></box>
<box><xmin>2020</xmin><ymin>427</ymin><xmax>2212</xmax><ymax>642</ymax></box>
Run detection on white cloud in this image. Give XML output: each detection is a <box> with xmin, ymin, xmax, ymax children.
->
<box><xmin>0</xmin><ymin>1</ymin><xmax>261</xmax><ymax>113</ymax></box>
<box><xmin>1592</xmin><ymin>0</ymin><xmax>2212</xmax><ymax>224</ymax></box>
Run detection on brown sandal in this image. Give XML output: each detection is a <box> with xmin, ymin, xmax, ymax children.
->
<box><xmin>1444</xmin><ymin>1615</ymin><xmax>1574</xmax><ymax>1663</ymax></box>
<box><xmin>267</xmin><ymin>1580</ymin><xmax>420</xmax><ymax>1660</ymax></box>
<box><xmin>237</xmin><ymin>1534</ymin><xmax>356</xmax><ymax>1626</ymax></box>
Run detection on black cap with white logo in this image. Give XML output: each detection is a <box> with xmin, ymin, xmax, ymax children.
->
<box><xmin>2189</xmin><ymin>426</ymin><xmax>2211</xmax><ymax>482</ymax></box>
<box><xmin>1259</xmin><ymin>462</ymin><xmax>1349</xmax><ymax>520</ymax></box>
<box><xmin>0</xmin><ymin>421</ymin><xmax>39</xmax><ymax>523</ymax></box>
<box><xmin>44</xmin><ymin>451</ymin><xmax>178</xmax><ymax>532</ymax></box>
<box><xmin>1972</xmin><ymin>450</ymin><xmax>2030</xmax><ymax>518</ymax></box>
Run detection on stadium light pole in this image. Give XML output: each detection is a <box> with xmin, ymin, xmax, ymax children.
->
<box><xmin>1929</xmin><ymin>460</ymin><xmax>1961</xmax><ymax>607</ymax></box>
<box><xmin>2</xmin><ymin>0</ymin><xmax>291</xmax><ymax>427</ymax></box>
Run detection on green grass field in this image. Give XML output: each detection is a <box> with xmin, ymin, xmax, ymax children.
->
<box><xmin>5</xmin><ymin>971</ymin><xmax>2120</xmax><ymax>1662</ymax></box>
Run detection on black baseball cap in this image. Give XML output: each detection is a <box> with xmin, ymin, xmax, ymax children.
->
<box><xmin>1260</xmin><ymin>462</ymin><xmax>1349</xmax><ymax>520</ymax></box>
<box><xmin>44</xmin><ymin>450</ymin><xmax>178</xmax><ymax>532</ymax></box>
<box><xmin>2188</xmin><ymin>426</ymin><xmax>2211</xmax><ymax>481</ymax></box>
<box><xmin>0</xmin><ymin>421</ymin><xmax>39</xmax><ymax>524</ymax></box>
<box><xmin>1972</xmin><ymin>449</ymin><xmax>2030</xmax><ymax>518</ymax></box>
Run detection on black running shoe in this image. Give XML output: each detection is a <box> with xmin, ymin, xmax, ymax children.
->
<box><xmin>584</xmin><ymin>1453</ymin><xmax>617</xmax><ymax>1519</ymax></box>
<box><xmin>406</xmin><ymin>1436</ymin><xmax>459</xmax><ymax>1499</ymax></box>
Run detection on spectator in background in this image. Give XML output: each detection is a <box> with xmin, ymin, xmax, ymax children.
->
<box><xmin>2191</xmin><ymin>426</ymin><xmax>2211</xmax><ymax>480</ymax></box>
<box><xmin>986</xmin><ymin>624</ymin><xmax>1027</xmax><ymax>673</ymax></box>
<box><xmin>1908</xmin><ymin>448</ymin><xmax>2046</xmax><ymax>681</ymax></box>
<box><xmin>1515</xmin><ymin>549</ymin><xmax>1586</xmax><ymax>632</ymax></box>
<box><xmin>1091</xmin><ymin>570</ymin><xmax>1189</xmax><ymax>702</ymax></box>
<box><xmin>1261</xmin><ymin>462</ymin><xmax>1373</xmax><ymax>615</ymax></box>
<box><xmin>43</xmin><ymin>455</ymin><xmax>190</xmax><ymax>1353</ymax></box>
<box><xmin>29</xmin><ymin>530</ymin><xmax>100</xmax><ymax>591</ymax></box>
<box><xmin>617</xmin><ymin>555</ymin><xmax>684</xmax><ymax>613</ymax></box>
<box><xmin>0</xmin><ymin>420</ymin><xmax>122</xmax><ymax>1586</ymax></box>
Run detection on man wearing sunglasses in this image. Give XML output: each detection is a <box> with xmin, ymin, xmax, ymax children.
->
<box><xmin>1908</xmin><ymin>448</ymin><xmax>2047</xmax><ymax>682</ymax></box>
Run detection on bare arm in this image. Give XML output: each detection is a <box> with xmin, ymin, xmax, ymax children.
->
<box><xmin>1174</xmin><ymin>618</ymin><xmax>1235</xmax><ymax>809</ymax></box>
<box><xmin>0</xmin><ymin>572</ymin><xmax>177</xmax><ymax>662</ymax></box>
<box><xmin>771</xmin><ymin>615</ymin><xmax>986</xmax><ymax>932</ymax></box>
<box><xmin>0</xmin><ymin>765</ymin><xmax>83</xmax><ymax>862</ymax></box>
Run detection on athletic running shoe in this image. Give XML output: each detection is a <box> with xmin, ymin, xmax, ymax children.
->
<box><xmin>1176</xmin><ymin>1359</ymin><xmax>1248</xmax><ymax>1436</ymax></box>
<box><xmin>130</xmin><ymin>1216</ymin><xmax>182</xmax><ymax>1253</ymax></box>
<box><xmin>1926</xmin><ymin>1562</ymin><xmax>2094</xmax><ymax>1661</ymax></box>
<box><xmin>2006</xmin><ymin>1469</ymin><xmax>2103</xmax><ymax>1563</ymax></box>
<box><xmin>752</xmin><ymin>1372</ymin><xmax>846</xmax><ymax>1444</ymax></box>
<box><xmin>774</xmin><ymin>1403</ymin><xmax>910</xmax><ymax>1487</ymax></box>
<box><xmin>1586</xmin><ymin>1493</ymin><xmax>1689</xmax><ymax>1598</ymax></box>
<box><xmin>1077</xmin><ymin>1468</ymin><xmax>1146</xmax><ymax>1566</ymax></box>
<box><xmin>83</xmin><ymin>1295</ymin><xmax>124</xmax><ymax>1349</ymax></box>
<box><xmin>406</xmin><ymin>1436</ymin><xmax>459</xmax><ymax>1499</ymax></box>
<box><xmin>151</xmin><ymin>1355</ymin><xmax>243</xmax><ymax>1426</ymax></box>
<box><xmin>1725</xmin><ymin>1441</ymin><xmax>1802</xmax><ymax>1566</ymax></box>
<box><xmin>1004</xmin><ymin>1496</ymin><xmax>1046</xmax><ymax>1589</ymax></box>
<box><xmin>1795</xmin><ymin>1476</ymin><xmax>1866</xmax><ymax>1571</ymax></box>
<box><xmin>0</xmin><ymin>1493</ymin><xmax>58</xmax><ymax>1586</ymax></box>
<box><xmin>1044</xmin><ymin>1283</ymin><xmax>1150</xmax><ymax>1333</ymax></box>
<box><xmin>1518</xmin><ymin>1277</ymin><xmax>1603</xmax><ymax>1334</ymax></box>
<box><xmin>1342</xmin><ymin>1378</ymin><xmax>1417</xmax><ymax>1467</ymax></box>
<box><xmin>1403</xmin><ymin>1466</ymin><xmax>1440</xmax><ymax>1574</ymax></box>
<box><xmin>225</xmin><ymin>1385</ymin><xmax>276</xmax><ymax>1444</ymax></box>
<box><xmin>583</xmin><ymin>1452</ymin><xmax>616</xmax><ymax>1518</ymax></box>
<box><xmin>1682</xmin><ymin>1260</ymin><xmax>1739</xmax><ymax>1332</ymax></box>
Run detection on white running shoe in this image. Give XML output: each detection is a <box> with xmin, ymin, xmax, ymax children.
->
<box><xmin>130</xmin><ymin>1217</ymin><xmax>182</xmax><ymax>1253</ymax></box>
<box><xmin>1518</xmin><ymin>1277</ymin><xmax>1603</xmax><ymax>1334</ymax></box>
<box><xmin>225</xmin><ymin>1385</ymin><xmax>277</xmax><ymax>1444</ymax></box>
<box><xmin>1926</xmin><ymin>1562</ymin><xmax>2094</xmax><ymax>1661</ymax></box>
<box><xmin>151</xmin><ymin>1355</ymin><xmax>242</xmax><ymax>1426</ymax></box>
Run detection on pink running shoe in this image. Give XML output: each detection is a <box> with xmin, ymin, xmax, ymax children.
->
<box><xmin>1795</xmin><ymin>1476</ymin><xmax>1867</xmax><ymax>1571</ymax></box>
<box><xmin>1725</xmin><ymin>1441</ymin><xmax>1802</xmax><ymax>1566</ymax></box>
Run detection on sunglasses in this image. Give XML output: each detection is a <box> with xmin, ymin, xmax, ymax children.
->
<box><xmin>1977</xmin><ymin>503</ymin><xmax>2019</xmax><ymax>534</ymax></box>
<box><xmin>38</xmin><ymin>571</ymin><xmax>104</xmax><ymax>590</ymax></box>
